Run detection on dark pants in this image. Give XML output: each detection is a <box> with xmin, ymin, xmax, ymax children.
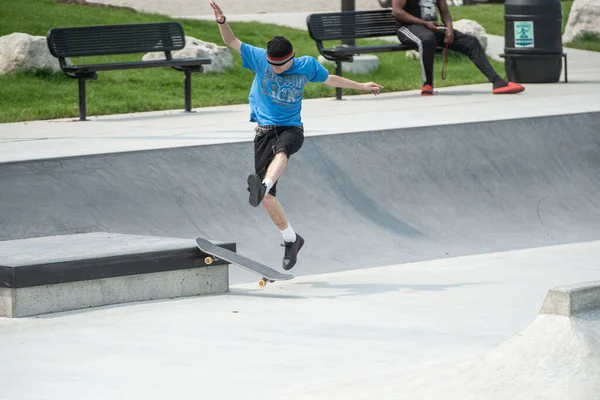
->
<box><xmin>253</xmin><ymin>125</ymin><xmax>304</xmax><ymax>197</ymax></box>
<box><xmin>397</xmin><ymin>24</ymin><xmax>501</xmax><ymax>87</ymax></box>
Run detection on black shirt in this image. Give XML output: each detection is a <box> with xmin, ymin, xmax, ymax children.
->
<box><xmin>401</xmin><ymin>0</ymin><xmax>439</xmax><ymax>22</ymax></box>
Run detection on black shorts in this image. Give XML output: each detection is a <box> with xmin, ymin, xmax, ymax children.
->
<box><xmin>254</xmin><ymin>125</ymin><xmax>304</xmax><ymax>197</ymax></box>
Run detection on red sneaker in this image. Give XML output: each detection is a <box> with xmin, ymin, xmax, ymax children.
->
<box><xmin>493</xmin><ymin>81</ymin><xmax>525</xmax><ymax>94</ymax></box>
<box><xmin>421</xmin><ymin>84</ymin><xmax>433</xmax><ymax>96</ymax></box>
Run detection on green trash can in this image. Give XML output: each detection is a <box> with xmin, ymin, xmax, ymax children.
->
<box><xmin>501</xmin><ymin>0</ymin><xmax>568</xmax><ymax>83</ymax></box>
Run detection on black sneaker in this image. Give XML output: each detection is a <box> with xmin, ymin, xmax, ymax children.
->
<box><xmin>282</xmin><ymin>234</ymin><xmax>304</xmax><ymax>270</ymax></box>
<box><xmin>247</xmin><ymin>173</ymin><xmax>266</xmax><ymax>207</ymax></box>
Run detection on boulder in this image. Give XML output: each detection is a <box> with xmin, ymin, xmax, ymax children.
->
<box><xmin>563</xmin><ymin>0</ymin><xmax>600</xmax><ymax>43</ymax></box>
<box><xmin>142</xmin><ymin>36</ymin><xmax>233</xmax><ymax>73</ymax></box>
<box><xmin>406</xmin><ymin>50</ymin><xmax>420</xmax><ymax>60</ymax></box>
<box><xmin>0</xmin><ymin>33</ymin><xmax>64</xmax><ymax>75</ymax></box>
<box><xmin>453</xmin><ymin>19</ymin><xmax>487</xmax><ymax>51</ymax></box>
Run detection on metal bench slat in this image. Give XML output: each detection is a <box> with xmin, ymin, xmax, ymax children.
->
<box><xmin>63</xmin><ymin>58</ymin><xmax>212</xmax><ymax>73</ymax></box>
<box><xmin>47</xmin><ymin>22</ymin><xmax>186</xmax><ymax>57</ymax></box>
<box><xmin>307</xmin><ymin>9</ymin><xmax>400</xmax><ymax>41</ymax></box>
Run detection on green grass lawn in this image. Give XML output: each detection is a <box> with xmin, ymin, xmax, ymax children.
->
<box><xmin>565</xmin><ymin>32</ymin><xmax>600</xmax><ymax>52</ymax></box>
<box><xmin>0</xmin><ymin>0</ymin><xmax>596</xmax><ymax>123</ymax></box>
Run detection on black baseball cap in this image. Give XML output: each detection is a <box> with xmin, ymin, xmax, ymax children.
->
<box><xmin>266</xmin><ymin>36</ymin><xmax>294</xmax><ymax>65</ymax></box>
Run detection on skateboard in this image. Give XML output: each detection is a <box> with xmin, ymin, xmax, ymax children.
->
<box><xmin>195</xmin><ymin>237</ymin><xmax>294</xmax><ymax>287</ymax></box>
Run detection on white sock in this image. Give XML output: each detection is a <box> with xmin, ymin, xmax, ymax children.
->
<box><xmin>280</xmin><ymin>224</ymin><xmax>297</xmax><ymax>243</ymax></box>
<box><xmin>263</xmin><ymin>178</ymin><xmax>274</xmax><ymax>192</ymax></box>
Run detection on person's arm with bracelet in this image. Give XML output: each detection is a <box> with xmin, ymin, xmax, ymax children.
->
<box><xmin>209</xmin><ymin>0</ymin><xmax>242</xmax><ymax>54</ymax></box>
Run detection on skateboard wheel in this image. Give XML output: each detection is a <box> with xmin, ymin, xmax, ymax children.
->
<box><xmin>205</xmin><ymin>256</ymin><xmax>214</xmax><ymax>265</ymax></box>
<box><xmin>258</xmin><ymin>279</ymin><xmax>267</xmax><ymax>287</ymax></box>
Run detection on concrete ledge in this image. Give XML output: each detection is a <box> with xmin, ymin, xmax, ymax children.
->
<box><xmin>0</xmin><ymin>265</ymin><xmax>228</xmax><ymax>317</ymax></box>
<box><xmin>539</xmin><ymin>281</ymin><xmax>600</xmax><ymax>316</ymax></box>
<box><xmin>0</xmin><ymin>232</ymin><xmax>232</xmax><ymax>317</ymax></box>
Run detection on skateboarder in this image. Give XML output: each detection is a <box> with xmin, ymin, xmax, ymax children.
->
<box><xmin>210</xmin><ymin>1</ymin><xmax>383</xmax><ymax>270</ymax></box>
<box><xmin>391</xmin><ymin>0</ymin><xmax>525</xmax><ymax>95</ymax></box>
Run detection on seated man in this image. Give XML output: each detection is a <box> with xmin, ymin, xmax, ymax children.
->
<box><xmin>392</xmin><ymin>0</ymin><xmax>524</xmax><ymax>95</ymax></box>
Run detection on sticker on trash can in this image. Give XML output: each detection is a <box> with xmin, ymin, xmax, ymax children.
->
<box><xmin>514</xmin><ymin>21</ymin><xmax>534</xmax><ymax>48</ymax></box>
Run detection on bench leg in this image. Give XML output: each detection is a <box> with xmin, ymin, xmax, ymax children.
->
<box><xmin>185</xmin><ymin>70</ymin><xmax>192</xmax><ymax>112</ymax></box>
<box><xmin>78</xmin><ymin>78</ymin><xmax>87</xmax><ymax>121</ymax></box>
<box><xmin>335</xmin><ymin>60</ymin><xmax>343</xmax><ymax>100</ymax></box>
<box><xmin>563</xmin><ymin>53</ymin><xmax>568</xmax><ymax>83</ymax></box>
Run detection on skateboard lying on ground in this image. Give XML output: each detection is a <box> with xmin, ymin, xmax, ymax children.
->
<box><xmin>195</xmin><ymin>237</ymin><xmax>294</xmax><ymax>287</ymax></box>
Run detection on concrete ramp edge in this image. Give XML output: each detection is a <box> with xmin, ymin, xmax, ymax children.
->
<box><xmin>540</xmin><ymin>281</ymin><xmax>600</xmax><ymax>317</ymax></box>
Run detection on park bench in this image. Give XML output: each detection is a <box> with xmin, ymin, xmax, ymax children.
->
<box><xmin>46</xmin><ymin>21</ymin><xmax>212</xmax><ymax>121</ymax></box>
<box><xmin>306</xmin><ymin>9</ymin><xmax>442</xmax><ymax>100</ymax></box>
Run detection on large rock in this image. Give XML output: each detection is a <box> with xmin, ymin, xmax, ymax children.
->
<box><xmin>0</xmin><ymin>33</ymin><xmax>63</xmax><ymax>75</ymax></box>
<box><xmin>142</xmin><ymin>36</ymin><xmax>233</xmax><ymax>73</ymax></box>
<box><xmin>563</xmin><ymin>0</ymin><xmax>600</xmax><ymax>43</ymax></box>
<box><xmin>406</xmin><ymin>50</ymin><xmax>420</xmax><ymax>60</ymax></box>
<box><xmin>453</xmin><ymin>19</ymin><xmax>487</xmax><ymax>51</ymax></box>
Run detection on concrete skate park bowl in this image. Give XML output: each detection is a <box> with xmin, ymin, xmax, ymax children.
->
<box><xmin>0</xmin><ymin>111</ymin><xmax>600</xmax><ymax>317</ymax></box>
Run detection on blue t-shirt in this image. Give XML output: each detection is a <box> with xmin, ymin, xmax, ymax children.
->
<box><xmin>240</xmin><ymin>42</ymin><xmax>330</xmax><ymax>126</ymax></box>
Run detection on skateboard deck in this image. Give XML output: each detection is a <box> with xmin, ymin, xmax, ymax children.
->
<box><xmin>195</xmin><ymin>237</ymin><xmax>294</xmax><ymax>287</ymax></box>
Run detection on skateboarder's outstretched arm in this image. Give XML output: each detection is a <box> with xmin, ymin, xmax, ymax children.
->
<box><xmin>209</xmin><ymin>1</ymin><xmax>242</xmax><ymax>54</ymax></box>
<box><xmin>323</xmin><ymin>75</ymin><xmax>384</xmax><ymax>96</ymax></box>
